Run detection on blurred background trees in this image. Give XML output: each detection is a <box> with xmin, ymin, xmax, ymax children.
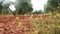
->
<box><xmin>0</xmin><ymin>0</ymin><xmax>12</xmax><ymax>15</ymax></box>
<box><xmin>0</xmin><ymin>0</ymin><xmax>33</xmax><ymax>15</ymax></box>
<box><xmin>17</xmin><ymin>2</ymin><xmax>33</xmax><ymax>14</ymax></box>
<box><xmin>0</xmin><ymin>0</ymin><xmax>60</xmax><ymax>15</ymax></box>
<box><xmin>0</xmin><ymin>0</ymin><xmax>3</xmax><ymax>14</ymax></box>
<box><xmin>44</xmin><ymin>0</ymin><xmax>60</xmax><ymax>14</ymax></box>
<box><xmin>33</xmin><ymin>10</ymin><xmax>43</xmax><ymax>14</ymax></box>
<box><xmin>15</xmin><ymin>0</ymin><xmax>33</xmax><ymax>14</ymax></box>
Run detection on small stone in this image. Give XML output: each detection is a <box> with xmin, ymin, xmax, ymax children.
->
<box><xmin>0</xmin><ymin>28</ymin><xmax>4</xmax><ymax>31</ymax></box>
<box><xmin>0</xmin><ymin>28</ymin><xmax>4</xmax><ymax>34</ymax></box>
<box><xmin>0</xmin><ymin>23</ymin><xmax>4</xmax><ymax>28</ymax></box>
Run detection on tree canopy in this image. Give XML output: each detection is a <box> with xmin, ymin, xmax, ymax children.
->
<box><xmin>17</xmin><ymin>2</ymin><xmax>33</xmax><ymax>14</ymax></box>
<box><xmin>44</xmin><ymin>0</ymin><xmax>60</xmax><ymax>13</ymax></box>
<box><xmin>33</xmin><ymin>10</ymin><xmax>43</xmax><ymax>14</ymax></box>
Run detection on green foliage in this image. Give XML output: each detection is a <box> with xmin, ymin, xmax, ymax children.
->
<box><xmin>0</xmin><ymin>0</ymin><xmax>16</xmax><ymax>15</ymax></box>
<box><xmin>54</xmin><ymin>28</ymin><xmax>60</xmax><ymax>34</ymax></box>
<box><xmin>0</xmin><ymin>0</ymin><xmax>3</xmax><ymax>14</ymax></box>
<box><xmin>0</xmin><ymin>0</ymin><xmax>11</xmax><ymax>15</ymax></box>
<box><xmin>18</xmin><ymin>2</ymin><xmax>33</xmax><ymax>14</ymax></box>
<box><xmin>33</xmin><ymin>10</ymin><xmax>43</xmax><ymax>14</ymax></box>
<box><xmin>0</xmin><ymin>0</ymin><xmax>33</xmax><ymax>15</ymax></box>
<box><xmin>30</xmin><ymin>14</ymin><xmax>60</xmax><ymax>34</ymax></box>
<box><xmin>44</xmin><ymin>0</ymin><xmax>60</xmax><ymax>13</ymax></box>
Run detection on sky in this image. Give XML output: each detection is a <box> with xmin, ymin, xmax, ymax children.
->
<box><xmin>10</xmin><ymin>0</ymin><xmax>16</xmax><ymax>2</ymax></box>
<box><xmin>9</xmin><ymin>4</ymin><xmax>16</xmax><ymax>11</ymax></box>
<box><xmin>9</xmin><ymin>0</ymin><xmax>48</xmax><ymax>11</ymax></box>
<box><xmin>31</xmin><ymin>0</ymin><xmax>48</xmax><ymax>11</ymax></box>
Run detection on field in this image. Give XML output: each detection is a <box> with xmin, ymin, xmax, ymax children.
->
<box><xmin>0</xmin><ymin>14</ymin><xmax>60</xmax><ymax>34</ymax></box>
